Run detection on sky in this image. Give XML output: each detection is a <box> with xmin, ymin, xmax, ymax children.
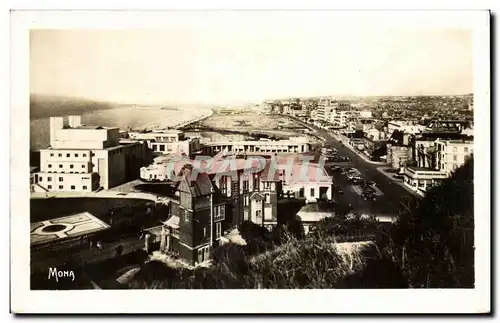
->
<box><xmin>30</xmin><ymin>13</ymin><xmax>473</xmax><ymax>106</ymax></box>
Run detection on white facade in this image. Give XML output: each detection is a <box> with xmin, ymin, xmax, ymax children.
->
<box><xmin>330</xmin><ymin>110</ymin><xmax>350</xmax><ymax>128</ymax></box>
<box><xmin>33</xmin><ymin>116</ymin><xmax>149</xmax><ymax>192</ymax></box>
<box><xmin>404</xmin><ymin>138</ymin><xmax>473</xmax><ymax>196</ymax></box>
<box><xmin>279</xmin><ymin>163</ymin><xmax>333</xmax><ymax>203</ymax></box>
<box><xmin>128</xmin><ymin>129</ymin><xmax>200</xmax><ymax>156</ymax></box>
<box><xmin>388</xmin><ymin>120</ymin><xmax>425</xmax><ymax>136</ymax></box>
<box><xmin>359</xmin><ymin>110</ymin><xmax>372</xmax><ymax>119</ymax></box>
<box><xmin>201</xmin><ymin>136</ymin><xmax>311</xmax><ymax>155</ymax></box>
<box><xmin>435</xmin><ymin>139</ymin><xmax>474</xmax><ymax>174</ymax></box>
<box><xmin>316</xmin><ymin>105</ymin><xmax>336</xmax><ymax>122</ymax></box>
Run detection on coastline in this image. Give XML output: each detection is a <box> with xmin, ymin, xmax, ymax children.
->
<box><xmin>30</xmin><ymin>105</ymin><xmax>215</xmax><ymax>150</ymax></box>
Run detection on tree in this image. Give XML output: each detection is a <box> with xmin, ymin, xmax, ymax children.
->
<box><xmin>386</xmin><ymin>157</ymin><xmax>474</xmax><ymax>288</ymax></box>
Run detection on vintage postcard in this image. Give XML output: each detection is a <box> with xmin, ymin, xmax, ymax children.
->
<box><xmin>10</xmin><ymin>9</ymin><xmax>490</xmax><ymax>314</ymax></box>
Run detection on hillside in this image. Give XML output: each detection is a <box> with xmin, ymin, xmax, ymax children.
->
<box><xmin>30</xmin><ymin>94</ymin><xmax>118</xmax><ymax>120</ymax></box>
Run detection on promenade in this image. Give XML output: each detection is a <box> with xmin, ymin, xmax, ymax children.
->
<box><xmin>31</xmin><ymin>189</ymin><xmax>172</xmax><ymax>205</ymax></box>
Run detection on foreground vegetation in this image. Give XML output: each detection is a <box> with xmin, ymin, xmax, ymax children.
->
<box><xmin>128</xmin><ymin>158</ymin><xmax>474</xmax><ymax>289</ymax></box>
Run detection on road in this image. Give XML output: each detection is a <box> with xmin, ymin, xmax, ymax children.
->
<box><xmin>292</xmin><ymin>117</ymin><xmax>416</xmax><ymax>217</ymax></box>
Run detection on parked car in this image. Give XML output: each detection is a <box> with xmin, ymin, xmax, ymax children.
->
<box><xmin>393</xmin><ymin>174</ymin><xmax>404</xmax><ymax>180</ymax></box>
<box><xmin>363</xmin><ymin>194</ymin><xmax>376</xmax><ymax>201</ymax></box>
<box><xmin>351</xmin><ymin>178</ymin><xmax>363</xmax><ymax>185</ymax></box>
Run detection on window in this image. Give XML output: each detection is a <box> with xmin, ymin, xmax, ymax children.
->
<box><xmin>47</xmin><ymin>185</ymin><xmax>52</xmax><ymax>189</ymax></box>
<box><xmin>59</xmin><ymin>165</ymin><xmax>63</xmax><ymax>168</ymax></box>
<box><xmin>453</xmin><ymin>155</ymin><xmax>457</xmax><ymax>161</ymax></box>
<box><xmin>464</xmin><ymin>147</ymin><xmax>469</xmax><ymax>153</ymax></box>
<box><xmin>197</xmin><ymin>247</ymin><xmax>209</xmax><ymax>263</ymax></box>
<box><xmin>310</xmin><ymin>188</ymin><xmax>315</xmax><ymax>198</ymax></box>
<box><xmin>203</xmin><ymin>227</ymin><xmax>207</xmax><ymax>239</ymax></box>
<box><xmin>83</xmin><ymin>153</ymin><xmax>87</xmax><ymax>157</ymax></box>
<box><xmin>264</xmin><ymin>182</ymin><xmax>271</xmax><ymax>190</ymax></box>
<box><xmin>254</xmin><ymin>175</ymin><xmax>260</xmax><ymax>191</ymax></box>
<box><xmin>66</xmin><ymin>153</ymin><xmax>70</xmax><ymax>157</ymax></box>
<box><xmin>50</xmin><ymin>153</ymin><xmax>54</xmax><ymax>157</ymax></box>
<box><xmin>220</xmin><ymin>176</ymin><xmax>227</xmax><ymax>193</ymax></box>
<box><xmin>58</xmin><ymin>177</ymin><xmax>63</xmax><ymax>182</ymax></box>
<box><xmin>83</xmin><ymin>186</ymin><xmax>87</xmax><ymax>190</ymax></box>
<box><xmin>265</xmin><ymin>194</ymin><xmax>270</xmax><ymax>204</ymax></box>
<box><xmin>81</xmin><ymin>165</ymin><xmax>85</xmax><ymax>168</ymax></box>
<box><xmin>75</xmin><ymin>153</ymin><xmax>79</xmax><ymax>157</ymax></box>
<box><xmin>47</xmin><ymin>177</ymin><xmax>52</xmax><ymax>182</ymax></box>
<box><xmin>39</xmin><ymin>177</ymin><xmax>43</xmax><ymax>182</ymax></box>
<box><xmin>59</xmin><ymin>185</ymin><xmax>63</xmax><ymax>189</ymax></box>
<box><xmin>159</xmin><ymin>144</ymin><xmax>165</xmax><ymax>152</ymax></box>
<box><xmin>172</xmin><ymin>228</ymin><xmax>180</xmax><ymax>237</ymax></box>
<box><xmin>58</xmin><ymin>153</ymin><xmax>62</xmax><ymax>157</ymax></box>
<box><xmin>256</xmin><ymin>210</ymin><xmax>262</xmax><ymax>219</ymax></box>
<box><xmin>70</xmin><ymin>164</ymin><xmax>74</xmax><ymax>169</ymax></box>
<box><xmin>243</xmin><ymin>180</ymin><xmax>249</xmax><ymax>191</ymax></box>
<box><xmin>453</xmin><ymin>147</ymin><xmax>457</xmax><ymax>153</ymax></box>
<box><xmin>70</xmin><ymin>185</ymin><xmax>75</xmax><ymax>190</ymax></box>
<box><xmin>215</xmin><ymin>222</ymin><xmax>222</xmax><ymax>239</ymax></box>
<box><xmin>244</xmin><ymin>196</ymin><xmax>249</xmax><ymax>207</ymax></box>
<box><xmin>48</xmin><ymin>164</ymin><xmax>52</xmax><ymax>168</ymax></box>
<box><xmin>90</xmin><ymin>152</ymin><xmax>95</xmax><ymax>157</ymax></box>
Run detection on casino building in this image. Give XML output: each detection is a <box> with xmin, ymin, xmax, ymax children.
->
<box><xmin>31</xmin><ymin>116</ymin><xmax>152</xmax><ymax>193</ymax></box>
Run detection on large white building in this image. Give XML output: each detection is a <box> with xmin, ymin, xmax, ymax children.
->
<box><xmin>201</xmin><ymin>137</ymin><xmax>311</xmax><ymax>155</ymax></box>
<box><xmin>403</xmin><ymin>138</ymin><xmax>473</xmax><ymax>196</ymax></box>
<box><xmin>32</xmin><ymin>116</ymin><xmax>151</xmax><ymax>193</ymax></box>
<box><xmin>128</xmin><ymin>129</ymin><xmax>200</xmax><ymax>156</ymax></box>
<box><xmin>330</xmin><ymin>110</ymin><xmax>351</xmax><ymax>128</ymax></box>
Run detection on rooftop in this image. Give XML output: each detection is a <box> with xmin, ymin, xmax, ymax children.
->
<box><xmin>64</xmin><ymin>125</ymin><xmax>118</xmax><ymax>130</ymax></box>
<box><xmin>30</xmin><ymin>212</ymin><xmax>110</xmax><ymax>247</ymax></box>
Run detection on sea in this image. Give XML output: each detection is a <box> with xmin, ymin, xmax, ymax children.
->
<box><xmin>30</xmin><ymin>105</ymin><xmax>213</xmax><ymax>151</ymax></box>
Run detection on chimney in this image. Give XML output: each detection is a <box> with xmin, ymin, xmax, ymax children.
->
<box><xmin>68</xmin><ymin>115</ymin><xmax>82</xmax><ymax>128</ymax></box>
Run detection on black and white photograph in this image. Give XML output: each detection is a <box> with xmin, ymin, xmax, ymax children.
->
<box><xmin>10</xmin><ymin>8</ymin><xmax>491</xmax><ymax>314</ymax></box>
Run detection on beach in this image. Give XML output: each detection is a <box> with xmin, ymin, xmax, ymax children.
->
<box><xmin>30</xmin><ymin>105</ymin><xmax>212</xmax><ymax>150</ymax></box>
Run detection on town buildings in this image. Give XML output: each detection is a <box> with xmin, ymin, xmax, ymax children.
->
<box><xmin>31</xmin><ymin>116</ymin><xmax>151</xmax><ymax>192</ymax></box>
<box><xmin>279</xmin><ymin>162</ymin><xmax>333</xmax><ymax>203</ymax></box>
<box><xmin>387</xmin><ymin>120</ymin><xmax>426</xmax><ymax>137</ymax></box>
<box><xmin>200</xmin><ymin>136</ymin><xmax>311</xmax><ymax>156</ymax></box>
<box><xmin>128</xmin><ymin>129</ymin><xmax>201</xmax><ymax>156</ymax></box>
<box><xmin>359</xmin><ymin>110</ymin><xmax>373</xmax><ymax>119</ymax></box>
<box><xmin>386</xmin><ymin>132</ymin><xmax>414</xmax><ymax>170</ymax></box>
<box><xmin>403</xmin><ymin>123</ymin><xmax>473</xmax><ymax>196</ymax></box>
<box><xmin>162</xmin><ymin>159</ymin><xmax>282</xmax><ymax>266</ymax></box>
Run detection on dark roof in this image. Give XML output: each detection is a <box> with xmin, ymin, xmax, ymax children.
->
<box><xmin>250</xmin><ymin>192</ymin><xmax>265</xmax><ymax>200</ymax></box>
<box><xmin>177</xmin><ymin>169</ymin><xmax>214</xmax><ymax>197</ymax></box>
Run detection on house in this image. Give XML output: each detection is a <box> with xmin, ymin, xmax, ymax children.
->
<box><xmin>279</xmin><ymin>162</ymin><xmax>334</xmax><ymax>203</ymax></box>
<box><xmin>162</xmin><ymin>168</ymin><xmax>225</xmax><ymax>266</ymax></box>
<box><xmin>363</xmin><ymin>127</ymin><xmax>387</xmax><ymax>154</ymax></box>
<box><xmin>162</xmin><ymin>159</ymin><xmax>282</xmax><ymax>266</ymax></box>
<box><xmin>386</xmin><ymin>131</ymin><xmax>414</xmax><ymax>170</ymax></box>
